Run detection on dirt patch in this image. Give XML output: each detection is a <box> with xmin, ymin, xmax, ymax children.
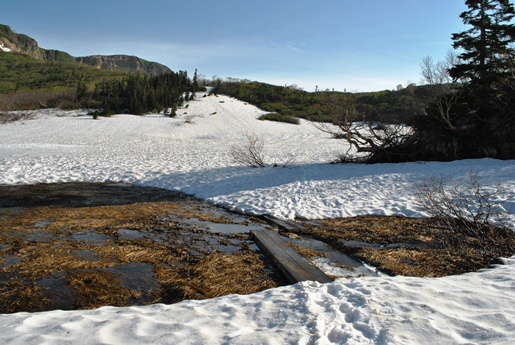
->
<box><xmin>299</xmin><ymin>216</ymin><xmax>515</xmax><ymax>277</ymax></box>
<box><xmin>0</xmin><ymin>183</ymin><xmax>285</xmax><ymax>314</ymax></box>
<box><xmin>0</xmin><ymin>112</ymin><xmax>35</xmax><ymax>124</ymax></box>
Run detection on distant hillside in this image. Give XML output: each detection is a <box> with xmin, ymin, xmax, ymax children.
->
<box><xmin>215</xmin><ymin>80</ymin><xmax>435</xmax><ymax>124</ymax></box>
<box><xmin>0</xmin><ymin>51</ymin><xmax>129</xmax><ymax>94</ymax></box>
<box><xmin>0</xmin><ymin>24</ymin><xmax>74</xmax><ymax>62</ymax></box>
<box><xmin>0</xmin><ymin>24</ymin><xmax>171</xmax><ymax>76</ymax></box>
<box><xmin>0</xmin><ymin>24</ymin><xmax>183</xmax><ymax>111</ymax></box>
<box><xmin>75</xmin><ymin>55</ymin><xmax>171</xmax><ymax>76</ymax></box>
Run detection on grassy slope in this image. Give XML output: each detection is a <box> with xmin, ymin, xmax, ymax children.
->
<box><xmin>0</xmin><ymin>52</ymin><xmax>129</xmax><ymax>94</ymax></box>
<box><xmin>216</xmin><ymin>81</ymin><xmax>435</xmax><ymax>124</ymax></box>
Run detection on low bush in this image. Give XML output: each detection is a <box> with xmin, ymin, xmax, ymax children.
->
<box><xmin>259</xmin><ymin>113</ymin><xmax>299</xmax><ymax>125</ymax></box>
<box><xmin>415</xmin><ymin>169</ymin><xmax>514</xmax><ymax>248</ymax></box>
<box><xmin>230</xmin><ymin>133</ymin><xmax>266</xmax><ymax>168</ymax></box>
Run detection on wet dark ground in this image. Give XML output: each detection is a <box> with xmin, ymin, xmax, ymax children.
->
<box><xmin>0</xmin><ymin>182</ymin><xmax>188</xmax><ymax>209</ymax></box>
<box><xmin>0</xmin><ymin>183</ymin><xmax>287</xmax><ymax>313</ymax></box>
<box><xmin>3</xmin><ymin>182</ymin><xmax>500</xmax><ymax>314</ymax></box>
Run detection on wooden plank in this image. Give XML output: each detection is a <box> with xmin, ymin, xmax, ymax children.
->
<box><xmin>262</xmin><ymin>215</ymin><xmax>306</xmax><ymax>233</ymax></box>
<box><xmin>251</xmin><ymin>229</ymin><xmax>332</xmax><ymax>284</ymax></box>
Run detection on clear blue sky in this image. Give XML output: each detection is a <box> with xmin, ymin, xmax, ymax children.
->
<box><xmin>1</xmin><ymin>0</ymin><xmax>471</xmax><ymax>92</ymax></box>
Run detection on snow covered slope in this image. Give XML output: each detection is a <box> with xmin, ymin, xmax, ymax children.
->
<box><xmin>0</xmin><ymin>95</ymin><xmax>514</xmax><ymax>344</ymax></box>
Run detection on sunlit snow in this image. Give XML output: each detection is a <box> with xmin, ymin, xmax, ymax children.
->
<box><xmin>0</xmin><ymin>94</ymin><xmax>514</xmax><ymax>344</ymax></box>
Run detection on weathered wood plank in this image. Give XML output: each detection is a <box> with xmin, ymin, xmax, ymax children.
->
<box><xmin>261</xmin><ymin>215</ymin><xmax>306</xmax><ymax>233</ymax></box>
<box><xmin>251</xmin><ymin>229</ymin><xmax>332</xmax><ymax>284</ymax></box>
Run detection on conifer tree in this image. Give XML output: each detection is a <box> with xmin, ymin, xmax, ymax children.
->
<box><xmin>76</xmin><ymin>81</ymin><xmax>87</xmax><ymax>101</ymax></box>
<box><xmin>190</xmin><ymin>68</ymin><xmax>199</xmax><ymax>100</ymax></box>
<box><xmin>192</xmin><ymin>68</ymin><xmax>199</xmax><ymax>91</ymax></box>
<box><xmin>450</xmin><ymin>0</ymin><xmax>515</xmax><ymax>86</ymax></box>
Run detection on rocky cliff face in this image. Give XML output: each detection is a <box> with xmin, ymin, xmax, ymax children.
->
<box><xmin>1</xmin><ymin>24</ymin><xmax>43</xmax><ymax>58</ymax></box>
<box><xmin>75</xmin><ymin>55</ymin><xmax>171</xmax><ymax>76</ymax></box>
<box><xmin>0</xmin><ymin>24</ymin><xmax>74</xmax><ymax>61</ymax></box>
<box><xmin>0</xmin><ymin>24</ymin><xmax>172</xmax><ymax>76</ymax></box>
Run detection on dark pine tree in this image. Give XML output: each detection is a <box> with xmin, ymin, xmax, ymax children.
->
<box><xmin>76</xmin><ymin>81</ymin><xmax>87</xmax><ymax>101</ymax></box>
<box><xmin>365</xmin><ymin>0</ymin><xmax>515</xmax><ymax>162</ymax></box>
<box><xmin>443</xmin><ymin>0</ymin><xmax>515</xmax><ymax>158</ymax></box>
<box><xmin>450</xmin><ymin>0</ymin><xmax>515</xmax><ymax>87</ymax></box>
<box><xmin>192</xmin><ymin>68</ymin><xmax>199</xmax><ymax>92</ymax></box>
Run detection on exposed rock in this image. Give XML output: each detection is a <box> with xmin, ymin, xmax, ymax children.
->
<box><xmin>75</xmin><ymin>55</ymin><xmax>171</xmax><ymax>76</ymax></box>
<box><xmin>0</xmin><ymin>24</ymin><xmax>73</xmax><ymax>61</ymax></box>
<box><xmin>0</xmin><ymin>24</ymin><xmax>171</xmax><ymax>75</ymax></box>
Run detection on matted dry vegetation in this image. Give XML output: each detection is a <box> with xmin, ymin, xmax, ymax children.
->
<box><xmin>0</xmin><ymin>183</ymin><xmax>284</xmax><ymax>314</ymax></box>
<box><xmin>2</xmin><ymin>182</ymin><xmax>514</xmax><ymax>314</ymax></box>
<box><xmin>300</xmin><ymin>215</ymin><xmax>515</xmax><ymax>277</ymax></box>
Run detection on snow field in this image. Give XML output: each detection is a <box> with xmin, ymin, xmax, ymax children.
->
<box><xmin>0</xmin><ymin>94</ymin><xmax>514</xmax><ymax>344</ymax></box>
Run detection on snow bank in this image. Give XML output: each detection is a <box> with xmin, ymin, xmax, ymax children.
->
<box><xmin>0</xmin><ymin>43</ymin><xmax>12</xmax><ymax>52</ymax></box>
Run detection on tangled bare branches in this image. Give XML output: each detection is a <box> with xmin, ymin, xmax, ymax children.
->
<box><xmin>415</xmin><ymin>168</ymin><xmax>513</xmax><ymax>243</ymax></box>
<box><xmin>230</xmin><ymin>133</ymin><xmax>267</xmax><ymax>168</ymax></box>
<box><xmin>310</xmin><ymin>92</ymin><xmax>414</xmax><ymax>162</ymax></box>
<box><xmin>420</xmin><ymin>52</ymin><xmax>465</xmax><ymax>131</ymax></box>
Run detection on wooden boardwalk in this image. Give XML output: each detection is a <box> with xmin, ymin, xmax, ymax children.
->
<box><xmin>250</xmin><ymin>229</ymin><xmax>333</xmax><ymax>284</ymax></box>
<box><xmin>261</xmin><ymin>215</ymin><xmax>307</xmax><ymax>233</ymax></box>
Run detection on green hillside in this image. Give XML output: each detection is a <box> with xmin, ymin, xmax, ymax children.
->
<box><xmin>0</xmin><ymin>52</ymin><xmax>129</xmax><ymax>94</ymax></box>
<box><xmin>0</xmin><ymin>24</ymin><xmax>176</xmax><ymax>111</ymax></box>
<box><xmin>0</xmin><ymin>52</ymin><xmax>131</xmax><ymax>110</ymax></box>
<box><xmin>215</xmin><ymin>80</ymin><xmax>435</xmax><ymax>124</ymax></box>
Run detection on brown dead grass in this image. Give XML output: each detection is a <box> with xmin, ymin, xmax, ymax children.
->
<box><xmin>286</xmin><ymin>242</ymin><xmax>327</xmax><ymax>260</ymax></box>
<box><xmin>6</xmin><ymin>243</ymin><xmax>114</xmax><ymax>280</ymax></box>
<box><xmin>183</xmin><ymin>251</ymin><xmax>278</xmax><ymax>299</ymax></box>
<box><xmin>65</xmin><ymin>270</ymin><xmax>143</xmax><ymax>310</ymax></box>
<box><xmin>3</xmin><ymin>182</ymin><xmax>513</xmax><ymax>314</ymax></box>
<box><xmin>0</xmin><ymin>281</ymin><xmax>50</xmax><ymax>314</ymax></box>
<box><xmin>302</xmin><ymin>215</ymin><xmax>515</xmax><ymax>277</ymax></box>
<box><xmin>2</xmin><ymin>202</ymin><xmax>181</xmax><ymax>234</ymax></box>
<box><xmin>0</xmin><ymin>186</ymin><xmax>282</xmax><ymax>314</ymax></box>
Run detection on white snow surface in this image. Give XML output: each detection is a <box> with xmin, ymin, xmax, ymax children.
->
<box><xmin>0</xmin><ymin>44</ymin><xmax>12</xmax><ymax>52</ymax></box>
<box><xmin>1</xmin><ymin>95</ymin><xmax>514</xmax><ymax>344</ymax></box>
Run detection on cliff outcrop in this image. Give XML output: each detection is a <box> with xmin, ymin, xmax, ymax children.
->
<box><xmin>0</xmin><ymin>24</ymin><xmax>171</xmax><ymax>76</ymax></box>
<box><xmin>75</xmin><ymin>55</ymin><xmax>171</xmax><ymax>76</ymax></box>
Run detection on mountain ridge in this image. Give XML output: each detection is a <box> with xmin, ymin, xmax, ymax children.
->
<box><xmin>75</xmin><ymin>54</ymin><xmax>172</xmax><ymax>76</ymax></box>
<box><xmin>0</xmin><ymin>24</ymin><xmax>171</xmax><ymax>76</ymax></box>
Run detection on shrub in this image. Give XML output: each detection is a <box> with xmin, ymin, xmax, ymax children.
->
<box><xmin>259</xmin><ymin>113</ymin><xmax>299</xmax><ymax>125</ymax></box>
<box><xmin>230</xmin><ymin>133</ymin><xmax>266</xmax><ymax>168</ymax></box>
<box><xmin>415</xmin><ymin>168</ymin><xmax>513</xmax><ymax>244</ymax></box>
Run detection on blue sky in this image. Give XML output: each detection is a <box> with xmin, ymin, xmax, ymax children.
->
<box><xmin>1</xmin><ymin>0</ymin><xmax>470</xmax><ymax>92</ymax></box>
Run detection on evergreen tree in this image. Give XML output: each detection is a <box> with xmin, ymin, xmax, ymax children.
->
<box><xmin>450</xmin><ymin>0</ymin><xmax>515</xmax><ymax>86</ymax></box>
<box><xmin>191</xmin><ymin>68</ymin><xmax>199</xmax><ymax>100</ymax></box>
<box><xmin>76</xmin><ymin>81</ymin><xmax>87</xmax><ymax>101</ymax></box>
<box><xmin>359</xmin><ymin>0</ymin><xmax>515</xmax><ymax>162</ymax></box>
<box><xmin>92</xmin><ymin>71</ymin><xmax>191</xmax><ymax>116</ymax></box>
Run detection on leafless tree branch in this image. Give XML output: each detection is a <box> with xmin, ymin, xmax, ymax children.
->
<box><xmin>415</xmin><ymin>168</ymin><xmax>512</xmax><ymax>241</ymax></box>
<box><xmin>230</xmin><ymin>133</ymin><xmax>267</xmax><ymax>168</ymax></box>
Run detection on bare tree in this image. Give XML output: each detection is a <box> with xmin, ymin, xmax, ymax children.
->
<box><xmin>230</xmin><ymin>133</ymin><xmax>267</xmax><ymax>168</ymax></box>
<box><xmin>272</xmin><ymin>152</ymin><xmax>297</xmax><ymax>168</ymax></box>
<box><xmin>310</xmin><ymin>92</ymin><xmax>413</xmax><ymax>162</ymax></box>
<box><xmin>420</xmin><ymin>51</ymin><xmax>457</xmax><ymax>86</ymax></box>
<box><xmin>420</xmin><ymin>51</ymin><xmax>464</xmax><ymax>131</ymax></box>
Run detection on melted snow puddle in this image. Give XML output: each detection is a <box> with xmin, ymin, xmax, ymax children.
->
<box><xmin>119</xmin><ymin>228</ymin><xmax>145</xmax><ymax>240</ymax></box>
<box><xmin>285</xmin><ymin>235</ymin><xmax>379</xmax><ymax>278</ymax></box>
<box><xmin>182</xmin><ymin>218</ymin><xmax>270</xmax><ymax>234</ymax></box>
<box><xmin>69</xmin><ymin>231</ymin><xmax>112</xmax><ymax>245</ymax></box>
<box><xmin>35</xmin><ymin>262</ymin><xmax>158</xmax><ymax>311</ymax></box>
